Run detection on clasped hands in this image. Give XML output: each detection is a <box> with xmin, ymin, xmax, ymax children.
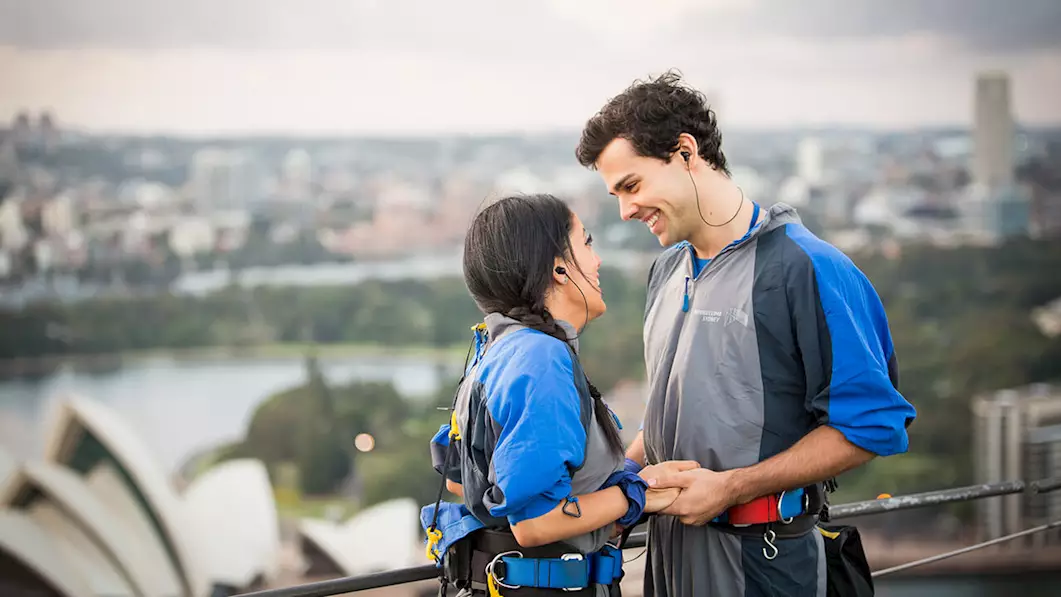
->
<box><xmin>639</xmin><ymin>460</ymin><xmax>736</xmax><ymax>526</ymax></box>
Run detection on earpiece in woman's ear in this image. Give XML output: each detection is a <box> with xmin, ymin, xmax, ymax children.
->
<box><xmin>554</xmin><ymin>266</ymin><xmax>567</xmax><ymax>275</ymax></box>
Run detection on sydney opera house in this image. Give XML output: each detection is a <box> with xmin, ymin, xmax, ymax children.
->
<box><xmin>0</xmin><ymin>394</ymin><xmax>423</xmax><ymax>597</ymax></box>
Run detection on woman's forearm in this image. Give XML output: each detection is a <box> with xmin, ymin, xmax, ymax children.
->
<box><xmin>446</xmin><ymin>479</ymin><xmax>464</xmax><ymax>498</ymax></box>
<box><xmin>510</xmin><ymin>486</ymin><xmax>627</xmax><ymax>548</ymax></box>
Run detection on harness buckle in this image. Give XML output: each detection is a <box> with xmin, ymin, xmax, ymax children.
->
<box><xmin>778</xmin><ymin>490</ymin><xmax>794</xmax><ymax>524</ymax></box>
<box><xmin>561</xmin><ymin>553</ymin><xmax>584</xmax><ymax>592</ymax></box>
<box><xmin>486</xmin><ymin>551</ymin><xmax>523</xmax><ymax>590</ymax></box>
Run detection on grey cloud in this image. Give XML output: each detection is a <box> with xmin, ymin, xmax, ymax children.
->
<box><xmin>0</xmin><ymin>0</ymin><xmax>595</xmax><ymax>53</ymax></box>
<box><xmin>3</xmin><ymin>0</ymin><xmax>1056</xmax><ymax>55</ymax></box>
<box><xmin>707</xmin><ymin>0</ymin><xmax>1061</xmax><ymax>52</ymax></box>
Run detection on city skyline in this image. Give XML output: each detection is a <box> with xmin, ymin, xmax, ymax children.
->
<box><xmin>2</xmin><ymin>0</ymin><xmax>1061</xmax><ymax>136</ymax></box>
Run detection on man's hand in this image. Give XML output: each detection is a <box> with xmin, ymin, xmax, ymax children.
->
<box><xmin>647</xmin><ymin>468</ymin><xmax>737</xmax><ymax>526</ymax></box>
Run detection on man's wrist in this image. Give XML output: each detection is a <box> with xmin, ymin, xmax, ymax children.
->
<box><xmin>724</xmin><ymin>467</ymin><xmax>757</xmax><ymax>506</ymax></box>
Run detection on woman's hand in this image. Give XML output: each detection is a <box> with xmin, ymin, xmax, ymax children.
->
<box><xmin>635</xmin><ymin>460</ymin><xmax>696</xmax><ymax>515</ymax></box>
<box><xmin>644</xmin><ymin>487</ymin><xmax>681</xmax><ymax>513</ymax></box>
<box><xmin>639</xmin><ymin>460</ymin><xmax>699</xmax><ymax>485</ymax></box>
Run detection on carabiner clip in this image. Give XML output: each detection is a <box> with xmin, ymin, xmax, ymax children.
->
<box><xmin>762</xmin><ymin>528</ymin><xmax>778</xmax><ymax>560</ymax></box>
<box><xmin>425</xmin><ymin>527</ymin><xmax>444</xmax><ymax>563</ymax></box>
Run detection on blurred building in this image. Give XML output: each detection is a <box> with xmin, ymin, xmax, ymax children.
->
<box><xmin>0</xmin><ymin>195</ymin><xmax>30</xmax><ymax>251</ymax></box>
<box><xmin>797</xmin><ymin>137</ymin><xmax>825</xmax><ymax>187</ymax></box>
<box><xmin>189</xmin><ymin>149</ymin><xmax>265</xmax><ymax>214</ymax></box>
<box><xmin>973</xmin><ymin>72</ymin><xmax>1014</xmax><ymax>189</ymax></box>
<box><xmin>957</xmin><ymin>72</ymin><xmax>1031</xmax><ymax>244</ymax></box>
<box><xmin>280</xmin><ymin>148</ymin><xmax>314</xmax><ymax>202</ymax></box>
<box><xmin>960</xmin><ymin>182</ymin><xmax>1031</xmax><ymax>242</ymax></box>
<box><xmin>973</xmin><ymin>383</ymin><xmax>1061</xmax><ymax>546</ymax></box>
<box><xmin>1019</xmin><ymin>153</ymin><xmax>1061</xmax><ymax>240</ymax></box>
<box><xmin>10</xmin><ymin>112</ymin><xmax>32</xmax><ymax>147</ymax></box>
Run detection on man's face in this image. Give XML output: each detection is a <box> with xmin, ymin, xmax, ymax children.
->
<box><xmin>595</xmin><ymin>138</ymin><xmax>696</xmax><ymax>247</ymax></box>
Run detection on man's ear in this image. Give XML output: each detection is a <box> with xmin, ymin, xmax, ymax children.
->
<box><xmin>675</xmin><ymin>133</ymin><xmax>699</xmax><ymax>166</ymax></box>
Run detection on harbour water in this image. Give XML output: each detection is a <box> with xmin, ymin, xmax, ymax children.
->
<box><xmin>0</xmin><ymin>354</ymin><xmax>459</xmax><ymax>473</ymax></box>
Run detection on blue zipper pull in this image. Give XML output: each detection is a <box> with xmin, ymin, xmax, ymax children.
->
<box><xmin>682</xmin><ymin>276</ymin><xmax>690</xmax><ymax>313</ymax></box>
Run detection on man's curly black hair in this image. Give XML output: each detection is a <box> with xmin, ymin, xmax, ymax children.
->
<box><xmin>575</xmin><ymin>69</ymin><xmax>730</xmax><ymax>177</ymax></box>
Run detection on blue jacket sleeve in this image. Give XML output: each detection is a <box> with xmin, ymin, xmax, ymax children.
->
<box><xmin>484</xmin><ymin>337</ymin><xmax>587</xmax><ymax>525</ymax></box>
<box><xmin>785</xmin><ymin>225</ymin><xmax>917</xmax><ymax>456</ymax></box>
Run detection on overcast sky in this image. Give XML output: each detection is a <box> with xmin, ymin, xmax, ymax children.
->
<box><xmin>1</xmin><ymin>0</ymin><xmax>1059</xmax><ymax>136</ymax></box>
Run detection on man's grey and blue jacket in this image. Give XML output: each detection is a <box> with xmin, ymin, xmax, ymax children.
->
<box><xmin>640</xmin><ymin>202</ymin><xmax>916</xmax><ymax>597</ymax></box>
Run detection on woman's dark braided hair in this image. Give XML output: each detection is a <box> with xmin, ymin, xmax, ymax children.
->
<box><xmin>463</xmin><ymin>194</ymin><xmax>625</xmax><ymax>457</ymax></box>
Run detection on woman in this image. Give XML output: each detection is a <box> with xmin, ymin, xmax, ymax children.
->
<box><xmin>424</xmin><ymin>194</ymin><xmax>679</xmax><ymax>596</ymax></box>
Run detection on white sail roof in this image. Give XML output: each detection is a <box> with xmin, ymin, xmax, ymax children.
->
<box><xmin>183</xmin><ymin>458</ymin><xmax>282</xmax><ymax>588</ymax></box>
<box><xmin>298</xmin><ymin>497</ymin><xmax>420</xmax><ymax>576</ymax></box>
<box><xmin>0</xmin><ymin>509</ymin><xmax>95</xmax><ymax>597</ymax></box>
<box><xmin>1</xmin><ymin>461</ymin><xmax>177</xmax><ymax>597</ymax></box>
<box><xmin>42</xmin><ymin>394</ymin><xmax>210</xmax><ymax>597</ymax></box>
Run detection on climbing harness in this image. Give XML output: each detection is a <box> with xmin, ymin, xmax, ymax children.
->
<box><xmin>703</xmin><ymin>476</ymin><xmax>837</xmax><ymax>562</ymax></box>
<box><xmin>481</xmin><ymin>542</ymin><xmax>625</xmax><ymax>595</ymax></box>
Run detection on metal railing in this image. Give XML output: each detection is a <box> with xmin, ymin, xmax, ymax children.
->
<box><xmin>237</xmin><ymin>476</ymin><xmax>1061</xmax><ymax>597</ymax></box>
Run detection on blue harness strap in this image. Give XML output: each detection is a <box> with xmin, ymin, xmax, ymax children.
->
<box><xmin>500</xmin><ymin>545</ymin><xmax>623</xmax><ymax>590</ymax></box>
<box><xmin>588</xmin><ymin>545</ymin><xmax>623</xmax><ymax>585</ymax></box>
<box><xmin>779</xmin><ymin>487</ymin><xmax>806</xmax><ymax>520</ymax></box>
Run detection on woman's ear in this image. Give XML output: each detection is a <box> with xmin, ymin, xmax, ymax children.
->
<box><xmin>553</xmin><ymin>263</ymin><xmax>568</xmax><ymax>285</ymax></box>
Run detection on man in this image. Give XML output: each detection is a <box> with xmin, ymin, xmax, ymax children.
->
<box><xmin>575</xmin><ymin>71</ymin><xmax>917</xmax><ymax>596</ymax></box>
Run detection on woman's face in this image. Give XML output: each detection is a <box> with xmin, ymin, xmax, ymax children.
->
<box><xmin>557</xmin><ymin>212</ymin><xmax>606</xmax><ymax>326</ymax></box>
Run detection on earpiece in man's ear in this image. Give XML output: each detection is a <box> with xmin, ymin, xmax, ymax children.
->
<box><xmin>680</xmin><ymin>151</ymin><xmax>691</xmax><ymax>163</ymax></box>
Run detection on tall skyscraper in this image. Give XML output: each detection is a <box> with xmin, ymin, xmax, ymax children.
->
<box><xmin>973</xmin><ymin>72</ymin><xmax>1014</xmax><ymax>189</ymax></box>
<box><xmin>964</xmin><ymin>71</ymin><xmax>1030</xmax><ymax>242</ymax></box>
